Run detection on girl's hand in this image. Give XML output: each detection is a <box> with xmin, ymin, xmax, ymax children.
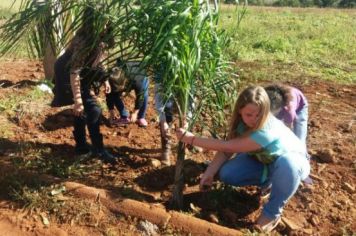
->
<box><xmin>199</xmin><ymin>172</ymin><xmax>214</xmax><ymax>191</ymax></box>
<box><xmin>104</xmin><ymin>80</ymin><xmax>111</xmax><ymax>94</ymax></box>
<box><xmin>176</xmin><ymin>128</ymin><xmax>194</xmax><ymax>144</ymax></box>
<box><xmin>73</xmin><ymin>102</ymin><xmax>84</xmax><ymax>117</ymax></box>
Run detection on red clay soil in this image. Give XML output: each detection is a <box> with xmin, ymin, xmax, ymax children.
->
<box><xmin>0</xmin><ymin>58</ymin><xmax>355</xmax><ymax>235</ymax></box>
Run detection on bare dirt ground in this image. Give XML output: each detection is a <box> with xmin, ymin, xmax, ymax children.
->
<box><xmin>0</xmin><ymin>59</ymin><xmax>355</xmax><ymax>235</ymax></box>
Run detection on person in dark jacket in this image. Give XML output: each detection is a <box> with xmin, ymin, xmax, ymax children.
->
<box><xmin>51</xmin><ymin>7</ymin><xmax>116</xmax><ymax>164</ymax></box>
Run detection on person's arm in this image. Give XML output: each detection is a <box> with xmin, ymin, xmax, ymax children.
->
<box><xmin>70</xmin><ymin>71</ymin><xmax>84</xmax><ymax>117</ymax></box>
<box><xmin>284</xmin><ymin>90</ymin><xmax>298</xmax><ymax>125</ymax></box>
<box><xmin>104</xmin><ymin>80</ymin><xmax>111</xmax><ymax>94</ymax></box>
<box><xmin>200</xmin><ymin>151</ymin><xmax>230</xmax><ymax>190</ymax></box>
<box><xmin>176</xmin><ymin>128</ymin><xmax>261</xmax><ymax>153</ymax></box>
<box><xmin>69</xmin><ymin>36</ymin><xmax>85</xmax><ymax>117</ymax></box>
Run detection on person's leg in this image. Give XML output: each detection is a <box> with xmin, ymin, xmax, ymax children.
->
<box><xmin>112</xmin><ymin>91</ymin><xmax>129</xmax><ymax>119</ymax></box>
<box><xmin>164</xmin><ymin>99</ymin><xmax>174</xmax><ymax>124</ymax></box>
<box><xmin>135</xmin><ymin>77</ymin><xmax>149</xmax><ymax>119</ymax></box>
<box><xmin>106</xmin><ymin>92</ymin><xmax>118</xmax><ymax>124</ymax></box>
<box><xmin>106</xmin><ymin>92</ymin><xmax>115</xmax><ymax>111</ymax></box>
<box><xmin>82</xmin><ymin>89</ymin><xmax>116</xmax><ymax>164</ymax></box>
<box><xmin>262</xmin><ymin>154</ymin><xmax>304</xmax><ymax>221</ymax></box>
<box><xmin>154</xmin><ymin>83</ymin><xmax>167</xmax><ymax>123</ymax></box>
<box><xmin>82</xmin><ymin>89</ymin><xmax>102</xmax><ymax>150</ymax></box>
<box><xmin>219</xmin><ymin>153</ymin><xmax>264</xmax><ymax>186</ymax></box>
<box><xmin>293</xmin><ymin>105</ymin><xmax>313</xmax><ymax>184</ymax></box>
<box><xmin>154</xmin><ymin>83</ymin><xmax>174</xmax><ymax>165</ymax></box>
<box><xmin>110</xmin><ymin>91</ymin><xmax>129</xmax><ymax>125</ymax></box>
<box><xmin>293</xmin><ymin>105</ymin><xmax>308</xmax><ymax>145</ymax></box>
<box><xmin>219</xmin><ymin>153</ymin><xmax>301</xmax><ymax>232</ymax></box>
<box><xmin>73</xmin><ymin>114</ymin><xmax>90</xmax><ymax>156</ymax></box>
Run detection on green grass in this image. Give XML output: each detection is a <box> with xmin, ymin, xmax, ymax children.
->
<box><xmin>1</xmin><ymin>4</ymin><xmax>355</xmax><ymax>83</ymax></box>
<box><xmin>0</xmin><ymin>86</ymin><xmax>49</xmax><ymax>116</ymax></box>
<box><xmin>0</xmin><ymin>0</ymin><xmax>20</xmax><ymax>20</ymax></box>
<box><xmin>220</xmin><ymin>6</ymin><xmax>356</xmax><ymax>84</ymax></box>
<box><xmin>0</xmin><ymin>0</ymin><xmax>21</xmax><ymax>12</ymax></box>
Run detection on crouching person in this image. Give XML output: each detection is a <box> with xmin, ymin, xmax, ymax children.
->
<box><xmin>176</xmin><ymin>86</ymin><xmax>310</xmax><ymax>232</ymax></box>
<box><xmin>106</xmin><ymin>59</ymin><xmax>149</xmax><ymax>128</ymax></box>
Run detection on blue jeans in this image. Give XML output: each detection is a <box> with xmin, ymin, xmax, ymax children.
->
<box><xmin>293</xmin><ymin>105</ymin><xmax>308</xmax><ymax>147</ymax></box>
<box><xmin>154</xmin><ymin>83</ymin><xmax>173</xmax><ymax>123</ymax></box>
<box><xmin>154</xmin><ymin>82</ymin><xmax>196</xmax><ymax>124</ymax></box>
<box><xmin>219</xmin><ymin>153</ymin><xmax>310</xmax><ymax>220</ymax></box>
<box><xmin>106</xmin><ymin>77</ymin><xmax>149</xmax><ymax>119</ymax></box>
<box><xmin>73</xmin><ymin>87</ymin><xmax>104</xmax><ymax>151</ymax></box>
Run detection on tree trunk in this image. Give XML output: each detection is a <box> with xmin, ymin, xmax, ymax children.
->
<box><xmin>171</xmin><ymin>142</ymin><xmax>185</xmax><ymax>209</ymax></box>
<box><xmin>43</xmin><ymin>42</ymin><xmax>56</xmax><ymax>81</ymax></box>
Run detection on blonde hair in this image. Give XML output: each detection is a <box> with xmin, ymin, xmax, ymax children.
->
<box><xmin>228</xmin><ymin>86</ymin><xmax>270</xmax><ymax>139</ymax></box>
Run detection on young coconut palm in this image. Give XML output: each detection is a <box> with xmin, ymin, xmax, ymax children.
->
<box><xmin>134</xmin><ymin>0</ymin><xmax>236</xmax><ymax>208</ymax></box>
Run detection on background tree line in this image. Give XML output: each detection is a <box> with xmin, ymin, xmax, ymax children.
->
<box><xmin>224</xmin><ymin>0</ymin><xmax>355</xmax><ymax>8</ymax></box>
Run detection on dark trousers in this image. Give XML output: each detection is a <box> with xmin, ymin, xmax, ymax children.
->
<box><xmin>73</xmin><ymin>87</ymin><xmax>103</xmax><ymax>151</ymax></box>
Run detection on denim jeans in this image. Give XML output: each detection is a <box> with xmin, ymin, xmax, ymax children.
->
<box><xmin>293</xmin><ymin>105</ymin><xmax>308</xmax><ymax>147</ymax></box>
<box><xmin>154</xmin><ymin>83</ymin><xmax>173</xmax><ymax>123</ymax></box>
<box><xmin>154</xmin><ymin>82</ymin><xmax>196</xmax><ymax>124</ymax></box>
<box><xmin>73</xmin><ymin>86</ymin><xmax>104</xmax><ymax>150</ymax></box>
<box><xmin>106</xmin><ymin>77</ymin><xmax>149</xmax><ymax>119</ymax></box>
<box><xmin>219</xmin><ymin>152</ymin><xmax>310</xmax><ymax>220</ymax></box>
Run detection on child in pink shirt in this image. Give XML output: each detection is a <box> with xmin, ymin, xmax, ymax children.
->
<box><xmin>264</xmin><ymin>84</ymin><xmax>308</xmax><ymax>146</ymax></box>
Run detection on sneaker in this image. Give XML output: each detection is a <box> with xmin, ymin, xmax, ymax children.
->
<box><xmin>136</xmin><ymin>118</ymin><xmax>148</xmax><ymax>127</ymax></box>
<box><xmin>93</xmin><ymin>149</ymin><xmax>117</xmax><ymax>164</ymax></box>
<box><xmin>256</xmin><ymin>215</ymin><xmax>281</xmax><ymax>233</ymax></box>
<box><xmin>75</xmin><ymin>145</ymin><xmax>92</xmax><ymax>158</ymax></box>
<box><xmin>303</xmin><ymin>176</ymin><xmax>313</xmax><ymax>185</ymax></box>
<box><xmin>109</xmin><ymin>117</ymin><xmax>119</xmax><ymax>127</ymax></box>
<box><xmin>116</xmin><ymin>117</ymin><xmax>130</xmax><ymax>126</ymax></box>
<box><xmin>260</xmin><ymin>186</ymin><xmax>271</xmax><ymax>201</ymax></box>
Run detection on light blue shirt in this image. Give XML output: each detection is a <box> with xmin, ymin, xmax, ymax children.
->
<box><xmin>237</xmin><ymin>114</ymin><xmax>306</xmax><ymax>164</ymax></box>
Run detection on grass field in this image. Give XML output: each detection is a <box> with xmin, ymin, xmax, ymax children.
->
<box><xmin>1</xmin><ymin>3</ymin><xmax>355</xmax><ymax>83</ymax></box>
<box><xmin>0</xmin><ymin>0</ymin><xmax>20</xmax><ymax>18</ymax></box>
<box><xmin>220</xmin><ymin>6</ymin><xmax>356</xmax><ymax>83</ymax></box>
<box><xmin>0</xmin><ymin>0</ymin><xmax>21</xmax><ymax>10</ymax></box>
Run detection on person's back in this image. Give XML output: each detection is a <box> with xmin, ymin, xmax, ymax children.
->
<box><xmin>124</xmin><ymin>61</ymin><xmax>146</xmax><ymax>83</ymax></box>
<box><xmin>106</xmin><ymin>60</ymin><xmax>149</xmax><ymax>127</ymax></box>
<box><xmin>275</xmin><ymin>87</ymin><xmax>307</xmax><ymax>125</ymax></box>
<box><xmin>242</xmin><ymin>115</ymin><xmax>308</xmax><ymax>173</ymax></box>
<box><xmin>265</xmin><ymin>84</ymin><xmax>309</xmax><ymax>145</ymax></box>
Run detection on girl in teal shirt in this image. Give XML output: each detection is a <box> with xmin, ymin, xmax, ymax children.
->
<box><xmin>176</xmin><ymin>86</ymin><xmax>310</xmax><ymax>232</ymax></box>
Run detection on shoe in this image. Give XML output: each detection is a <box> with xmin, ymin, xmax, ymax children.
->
<box><xmin>303</xmin><ymin>176</ymin><xmax>313</xmax><ymax>185</ymax></box>
<box><xmin>116</xmin><ymin>117</ymin><xmax>130</xmax><ymax>126</ymax></box>
<box><xmin>256</xmin><ymin>215</ymin><xmax>281</xmax><ymax>233</ymax></box>
<box><xmin>109</xmin><ymin>117</ymin><xmax>119</xmax><ymax>127</ymax></box>
<box><xmin>93</xmin><ymin>149</ymin><xmax>117</xmax><ymax>164</ymax></box>
<box><xmin>75</xmin><ymin>145</ymin><xmax>92</xmax><ymax>158</ymax></box>
<box><xmin>136</xmin><ymin>118</ymin><xmax>148</xmax><ymax>127</ymax></box>
<box><xmin>260</xmin><ymin>186</ymin><xmax>271</xmax><ymax>201</ymax></box>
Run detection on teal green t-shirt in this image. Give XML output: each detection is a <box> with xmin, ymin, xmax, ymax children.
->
<box><xmin>237</xmin><ymin>115</ymin><xmax>306</xmax><ymax>164</ymax></box>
